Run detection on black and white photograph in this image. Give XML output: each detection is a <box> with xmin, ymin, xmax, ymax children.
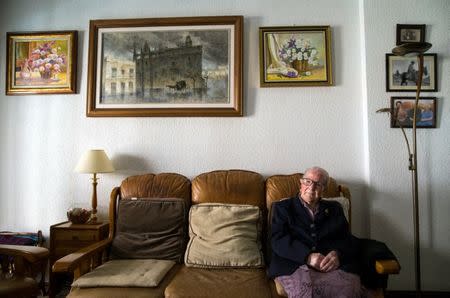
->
<box><xmin>396</xmin><ymin>24</ymin><xmax>425</xmax><ymax>45</ymax></box>
<box><xmin>386</xmin><ymin>53</ymin><xmax>437</xmax><ymax>92</ymax></box>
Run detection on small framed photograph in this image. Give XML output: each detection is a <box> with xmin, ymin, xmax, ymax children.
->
<box><xmin>86</xmin><ymin>16</ymin><xmax>243</xmax><ymax>117</ymax></box>
<box><xmin>6</xmin><ymin>31</ymin><xmax>77</xmax><ymax>95</ymax></box>
<box><xmin>390</xmin><ymin>96</ymin><xmax>436</xmax><ymax>128</ymax></box>
<box><xmin>396</xmin><ymin>24</ymin><xmax>425</xmax><ymax>45</ymax></box>
<box><xmin>386</xmin><ymin>53</ymin><xmax>437</xmax><ymax>92</ymax></box>
<box><xmin>259</xmin><ymin>26</ymin><xmax>332</xmax><ymax>87</ymax></box>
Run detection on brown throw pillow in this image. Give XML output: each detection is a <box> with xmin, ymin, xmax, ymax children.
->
<box><xmin>111</xmin><ymin>198</ymin><xmax>188</xmax><ymax>262</ymax></box>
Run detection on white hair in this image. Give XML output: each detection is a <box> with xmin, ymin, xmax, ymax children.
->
<box><xmin>304</xmin><ymin>166</ymin><xmax>329</xmax><ymax>185</ymax></box>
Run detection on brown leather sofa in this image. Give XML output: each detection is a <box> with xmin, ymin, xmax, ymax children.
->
<box><xmin>53</xmin><ymin>170</ymin><xmax>400</xmax><ymax>298</ymax></box>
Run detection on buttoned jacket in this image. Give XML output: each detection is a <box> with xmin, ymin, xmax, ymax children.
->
<box><xmin>267</xmin><ymin>196</ymin><xmax>359</xmax><ymax>278</ymax></box>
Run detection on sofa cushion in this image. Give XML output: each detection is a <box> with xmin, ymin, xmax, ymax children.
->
<box><xmin>185</xmin><ymin>203</ymin><xmax>264</xmax><ymax>268</ymax></box>
<box><xmin>322</xmin><ymin>196</ymin><xmax>350</xmax><ymax>221</ymax></box>
<box><xmin>164</xmin><ymin>266</ymin><xmax>271</xmax><ymax>298</ymax></box>
<box><xmin>71</xmin><ymin>259</ymin><xmax>175</xmax><ymax>288</ymax></box>
<box><xmin>111</xmin><ymin>198</ymin><xmax>188</xmax><ymax>262</ymax></box>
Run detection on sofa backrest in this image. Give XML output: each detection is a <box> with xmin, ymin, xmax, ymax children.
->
<box><xmin>191</xmin><ymin>170</ymin><xmax>265</xmax><ymax>210</ymax></box>
<box><xmin>119</xmin><ymin>173</ymin><xmax>191</xmax><ymax>200</ymax></box>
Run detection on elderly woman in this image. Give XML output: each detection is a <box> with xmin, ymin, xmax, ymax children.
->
<box><xmin>268</xmin><ymin>167</ymin><xmax>361</xmax><ymax>298</ymax></box>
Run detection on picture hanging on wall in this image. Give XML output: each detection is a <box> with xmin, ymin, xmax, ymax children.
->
<box><xmin>86</xmin><ymin>16</ymin><xmax>243</xmax><ymax>117</ymax></box>
<box><xmin>385</xmin><ymin>53</ymin><xmax>437</xmax><ymax>92</ymax></box>
<box><xmin>390</xmin><ymin>96</ymin><xmax>437</xmax><ymax>128</ymax></box>
<box><xmin>6</xmin><ymin>31</ymin><xmax>77</xmax><ymax>95</ymax></box>
<box><xmin>259</xmin><ymin>26</ymin><xmax>333</xmax><ymax>87</ymax></box>
<box><xmin>396</xmin><ymin>24</ymin><xmax>425</xmax><ymax>45</ymax></box>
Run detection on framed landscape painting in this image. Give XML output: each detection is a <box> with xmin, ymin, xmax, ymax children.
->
<box><xmin>386</xmin><ymin>53</ymin><xmax>437</xmax><ymax>92</ymax></box>
<box><xmin>86</xmin><ymin>16</ymin><xmax>243</xmax><ymax>117</ymax></box>
<box><xmin>390</xmin><ymin>96</ymin><xmax>436</xmax><ymax>128</ymax></box>
<box><xmin>6</xmin><ymin>31</ymin><xmax>77</xmax><ymax>95</ymax></box>
<box><xmin>259</xmin><ymin>26</ymin><xmax>332</xmax><ymax>87</ymax></box>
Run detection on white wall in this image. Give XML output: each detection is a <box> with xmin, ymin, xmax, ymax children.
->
<box><xmin>363</xmin><ymin>0</ymin><xmax>450</xmax><ymax>291</ymax></box>
<box><xmin>0</xmin><ymin>0</ymin><xmax>448</xmax><ymax>291</ymax></box>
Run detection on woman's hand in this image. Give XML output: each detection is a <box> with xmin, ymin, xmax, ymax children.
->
<box><xmin>319</xmin><ymin>250</ymin><xmax>340</xmax><ymax>272</ymax></box>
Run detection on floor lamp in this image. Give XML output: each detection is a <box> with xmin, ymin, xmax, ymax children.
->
<box><xmin>389</xmin><ymin>41</ymin><xmax>432</xmax><ymax>294</ymax></box>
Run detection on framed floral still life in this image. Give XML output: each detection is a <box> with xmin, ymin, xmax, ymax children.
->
<box><xmin>6</xmin><ymin>31</ymin><xmax>77</xmax><ymax>95</ymax></box>
<box><xmin>86</xmin><ymin>16</ymin><xmax>243</xmax><ymax>117</ymax></box>
<box><xmin>390</xmin><ymin>96</ymin><xmax>436</xmax><ymax>129</ymax></box>
<box><xmin>396</xmin><ymin>24</ymin><xmax>425</xmax><ymax>45</ymax></box>
<box><xmin>259</xmin><ymin>26</ymin><xmax>332</xmax><ymax>87</ymax></box>
<box><xmin>386</xmin><ymin>53</ymin><xmax>437</xmax><ymax>92</ymax></box>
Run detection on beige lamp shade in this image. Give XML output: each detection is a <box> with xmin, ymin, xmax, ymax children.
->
<box><xmin>75</xmin><ymin>149</ymin><xmax>115</xmax><ymax>173</ymax></box>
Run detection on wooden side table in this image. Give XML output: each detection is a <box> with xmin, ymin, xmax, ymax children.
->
<box><xmin>49</xmin><ymin>221</ymin><xmax>109</xmax><ymax>297</ymax></box>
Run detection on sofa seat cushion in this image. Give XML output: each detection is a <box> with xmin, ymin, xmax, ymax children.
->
<box><xmin>164</xmin><ymin>266</ymin><xmax>271</xmax><ymax>298</ymax></box>
<box><xmin>111</xmin><ymin>198</ymin><xmax>188</xmax><ymax>262</ymax></box>
<box><xmin>71</xmin><ymin>259</ymin><xmax>175</xmax><ymax>288</ymax></box>
<box><xmin>68</xmin><ymin>264</ymin><xmax>181</xmax><ymax>298</ymax></box>
<box><xmin>185</xmin><ymin>203</ymin><xmax>264</xmax><ymax>268</ymax></box>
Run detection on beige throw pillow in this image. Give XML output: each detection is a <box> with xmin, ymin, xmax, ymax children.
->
<box><xmin>71</xmin><ymin>259</ymin><xmax>175</xmax><ymax>288</ymax></box>
<box><xmin>185</xmin><ymin>203</ymin><xmax>264</xmax><ymax>268</ymax></box>
<box><xmin>322</xmin><ymin>196</ymin><xmax>350</xmax><ymax>221</ymax></box>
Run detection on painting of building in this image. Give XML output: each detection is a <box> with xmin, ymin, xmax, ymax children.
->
<box><xmin>133</xmin><ymin>35</ymin><xmax>206</xmax><ymax>101</ymax></box>
<box><xmin>101</xmin><ymin>56</ymin><xmax>135</xmax><ymax>102</ymax></box>
<box><xmin>98</xmin><ymin>28</ymin><xmax>230</xmax><ymax>105</ymax></box>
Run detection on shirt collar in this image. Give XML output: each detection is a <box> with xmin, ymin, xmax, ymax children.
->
<box><xmin>298</xmin><ymin>194</ymin><xmax>320</xmax><ymax>219</ymax></box>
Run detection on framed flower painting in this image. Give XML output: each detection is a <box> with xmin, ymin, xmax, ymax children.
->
<box><xmin>6</xmin><ymin>31</ymin><xmax>77</xmax><ymax>95</ymax></box>
<box><xmin>259</xmin><ymin>26</ymin><xmax>332</xmax><ymax>87</ymax></box>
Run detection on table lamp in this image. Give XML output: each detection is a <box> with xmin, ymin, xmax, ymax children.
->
<box><xmin>75</xmin><ymin>149</ymin><xmax>115</xmax><ymax>223</ymax></box>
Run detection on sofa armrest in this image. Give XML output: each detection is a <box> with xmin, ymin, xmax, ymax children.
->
<box><xmin>375</xmin><ymin>259</ymin><xmax>400</xmax><ymax>274</ymax></box>
<box><xmin>358</xmin><ymin>238</ymin><xmax>400</xmax><ymax>289</ymax></box>
<box><xmin>0</xmin><ymin>244</ymin><xmax>49</xmax><ymax>263</ymax></box>
<box><xmin>52</xmin><ymin>238</ymin><xmax>112</xmax><ymax>278</ymax></box>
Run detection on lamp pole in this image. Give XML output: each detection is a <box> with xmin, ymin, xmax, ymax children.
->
<box><xmin>411</xmin><ymin>53</ymin><xmax>423</xmax><ymax>295</ymax></box>
<box><xmin>90</xmin><ymin>172</ymin><xmax>98</xmax><ymax>223</ymax></box>
<box><xmin>390</xmin><ymin>42</ymin><xmax>431</xmax><ymax>296</ymax></box>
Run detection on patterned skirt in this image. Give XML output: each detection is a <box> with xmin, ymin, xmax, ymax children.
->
<box><xmin>275</xmin><ymin>265</ymin><xmax>362</xmax><ymax>298</ymax></box>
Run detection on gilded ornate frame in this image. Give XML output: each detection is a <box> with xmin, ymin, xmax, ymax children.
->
<box><xmin>6</xmin><ymin>31</ymin><xmax>77</xmax><ymax>95</ymax></box>
<box><xmin>259</xmin><ymin>26</ymin><xmax>333</xmax><ymax>87</ymax></box>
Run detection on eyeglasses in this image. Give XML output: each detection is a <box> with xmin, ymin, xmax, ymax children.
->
<box><xmin>300</xmin><ymin>178</ymin><xmax>325</xmax><ymax>189</ymax></box>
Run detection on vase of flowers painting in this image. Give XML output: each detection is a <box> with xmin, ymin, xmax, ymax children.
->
<box><xmin>278</xmin><ymin>36</ymin><xmax>319</xmax><ymax>75</ymax></box>
<box><xmin>29</xmin><ymin>41</ymin><xmax>65</xmax><ymax>81</ymax></box>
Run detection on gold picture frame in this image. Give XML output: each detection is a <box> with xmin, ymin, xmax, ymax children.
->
<box><xmin>259</xmin><ymin>26</ymin><xmax>332</xmax><ymax>87</ymax></box>
<box><xmin>6</xmin><ymin>31</ymin><xmax>77</xmax><ymax>95</ymax></box>
<box><xmin>86</xmin><ymin>16</ymin><xmax>243</xmax><ymax>117</ymax></box>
